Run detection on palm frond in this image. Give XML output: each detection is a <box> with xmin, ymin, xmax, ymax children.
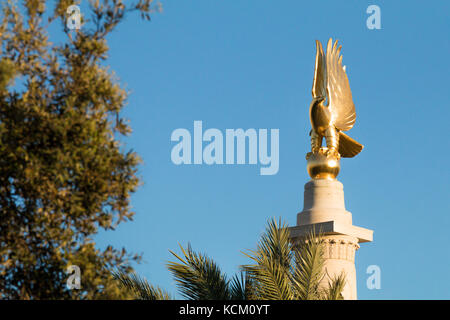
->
<box><xmin>112</xmin><ymin>270</ymin><xmax>171</xmax><ymax>300</ymax></box>
<box><xmin>243</xmin><ymin>218</ymin><xmax>294</xmax><ymax>300</ymax></box>
<box><xmin>167</xmin><ymin>243</ymin><xmax>230</xmax><ymax>300</ymax></box>
<box><xmin>112</xmin><ymin>221</ymin><xmax>347</xmax><ymax>301</ymax></box>
<box><xmin>291</xmin><ymin>230</ymin><xmax>325</xmax><ymax>300</ymax></box>
<box><xmin>323</xmin><ymin>271</ymin><xmax>346</xmax><ymax>300</ymax></box>
<box><xmin>229</xmin><ymin>271</ymin><xmax>254</xmax><ymax>300</ymax></box>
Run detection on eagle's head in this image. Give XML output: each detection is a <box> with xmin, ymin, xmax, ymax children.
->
<box><xmin>310</xmin><ymin>96</ymin><xmax>326</xmax><ymax>110</ymax></box>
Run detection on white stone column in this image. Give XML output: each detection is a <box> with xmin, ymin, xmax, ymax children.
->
<box><xmin>289</xmin><ymin>179</ymin><xmax>373</xmax><ymax>300</ymax></box>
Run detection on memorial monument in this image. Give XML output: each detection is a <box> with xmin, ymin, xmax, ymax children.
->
<box><xmin>289</xmin><ymin>38</ymin><xmax>373</xmax><ymax>300</ymax></box>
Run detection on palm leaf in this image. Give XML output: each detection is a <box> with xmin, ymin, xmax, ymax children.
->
<box><xmin>112</xmin><ymin>221</ymin><xmax>346</xmax><ymax>301</ymax></box>
<box><xmin>229</xmin><ymin>271</ymin><xmax>254</xmax><ymax>300</ymax></box>
<box><xmin>323</xmin><ymin>271</ymin><xmax>346</xmax><ymax>300</ymax></box>
<box><xmin>167</xmin><ymin>243</ymin><xmax>230</xmax><ymax>300</ymax></box>
<box><xmin>242</xmin><ymin>218</ymin><xmax>294</xmax><ymax>300</ymax></box>
<box><xmin>291</xmin><ymin>230</ymin><xmax>326</xmax><ymax>300</ymax></box>
<box><xmin>112</xmin><ymin>270</ymin><xmax>171</xmax><ymax>300</ymax></box>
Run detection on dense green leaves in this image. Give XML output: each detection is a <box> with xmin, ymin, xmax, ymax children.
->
<box><xmin>0</xmin><ymin>0</ymin><xmax>160</xmax><ymax>299</ymax></box>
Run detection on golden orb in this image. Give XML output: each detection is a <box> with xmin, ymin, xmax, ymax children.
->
<box><xmin>306</xmin><ymin>148</ymin><xmax>340</xmax><ymax>180</ymax></box>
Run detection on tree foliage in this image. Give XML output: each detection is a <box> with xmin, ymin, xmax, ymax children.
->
<box><xmin>0</xmin><ymin>0</ymin><xmax>160</xmax><ymax>299</ymax></box>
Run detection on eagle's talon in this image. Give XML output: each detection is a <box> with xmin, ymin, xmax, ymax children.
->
<box><xmin>326</xmin><ymin>148</ymin><xmax>339</xmax><ymax>158</ymax></box>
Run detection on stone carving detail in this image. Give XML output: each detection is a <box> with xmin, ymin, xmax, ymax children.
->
<box><xmin>322</xmin><ymin>238</ymin><xmax>359</xmax><ymax>262</ymax></box>
<box><xmin>291</xmin><ymin>237</ymin><xmax>360</xmax><ymax>262</ymax></box>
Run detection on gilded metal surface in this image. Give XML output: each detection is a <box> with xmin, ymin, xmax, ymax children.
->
<box><xmin>309</xmin><ymin>38</ymin><xmax>363</xmax><ymax>159</ymax></box>
<box><xmin>307</xmin><ymin>38</ymin><xmax>364</xmax><ymax>179</ymax></box>
<box><xmin>306</xmin><ymin>148</ymin><xmax>340</xmax><ymax>180</ymax></box>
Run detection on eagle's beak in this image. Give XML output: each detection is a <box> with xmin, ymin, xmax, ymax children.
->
<box><xmin>315</xmin><ymin>96</ymin><xmax>325</xmax><ymax>102</ymax></box>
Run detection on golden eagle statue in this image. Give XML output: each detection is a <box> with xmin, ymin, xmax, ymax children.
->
<box><xmin>306</xmin><ymin>38</ymin><xmax>363</xmax><ymax>179</ymax></box>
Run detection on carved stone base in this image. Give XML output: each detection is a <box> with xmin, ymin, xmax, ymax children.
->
<box><xmin>289</xmin><ymin>178</ymin><xmax>373</xmax><ymax>300</ymax></box>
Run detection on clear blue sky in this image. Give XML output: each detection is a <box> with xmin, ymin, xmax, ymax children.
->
<box><xmin>88</xmin><ymin>0</ymin><xmax>450</xmax><ymax>299</ymax></box>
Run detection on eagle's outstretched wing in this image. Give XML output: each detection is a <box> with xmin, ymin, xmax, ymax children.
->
<box><xmin>312</xmin><ymin>40</ymin><xmax>327</xmax><ymax>99</ymax></box>
<box><xmin>326</xmin><ymin>38</ymin><xmax>356</xmax><ymax>131</ymax></box>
